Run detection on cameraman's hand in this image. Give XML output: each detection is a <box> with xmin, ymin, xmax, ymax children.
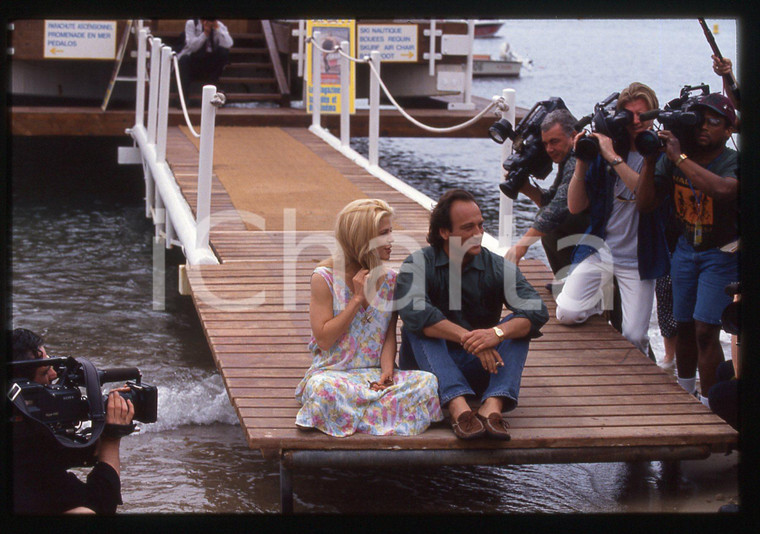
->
<box><xmin>658</xmin><ymin>130</ymin><xmax>682</xmax><ymax>162</ymax></box>
<box><xmin>594</xmin><ymin>133</ymin><xmax>617</xmax><ymax>163</ymax></box>
<box><xmin>712</xmin><ymin>55</ymin><xmax>733</xmax><ymax>76</ymax></box>
<box><xmin>105</xmin><ymin>387</ymin><xmax>135</xmax><ymax>427</ymax></box>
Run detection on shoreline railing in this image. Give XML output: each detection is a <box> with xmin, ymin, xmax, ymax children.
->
<box><xmin>306</xmin><ymin>32</ymin><xmax>517</xmax><ymax>251</ymax></box>
<box><xmin>121</xmin><ymin>26</ymin><xmax>220</xmax><ymax>266</ymax></box>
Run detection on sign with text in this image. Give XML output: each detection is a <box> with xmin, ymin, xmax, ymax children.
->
<box><xmin>357</xmin><ymin>24</ymin><xmax>418</xmax><ymax>62</ymax></box>
<box><xmin>306</xmin><ymin>20</ymin><xmax>356</xmax><ymax>114</ymax></box>
<box><xmin>44</xmin><ymin>20</ymin><xmax>117</xmax><ymax>59</ymax></box>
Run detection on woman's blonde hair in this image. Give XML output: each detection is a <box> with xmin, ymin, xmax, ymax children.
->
<box><xmin>617</xmin><ymin>82</ymin><xmax>659</xmax><ymax>111</ymax></box>
<box><xmin>321</xmin><ymin>198</ymin><xmax>393</xmax><ymax>271</ymax></box>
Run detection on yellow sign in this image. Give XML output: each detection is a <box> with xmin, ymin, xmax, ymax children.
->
<box><xmin>306</xmin><ymin>20</ymin><xmax>356</xmax><ymax>114</ymax></box>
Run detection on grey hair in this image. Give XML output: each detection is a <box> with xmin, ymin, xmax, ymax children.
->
<box><xmin>540</xmin><ymin>109</ymin><xmax>577</xmax><ymax>137</ymax></box>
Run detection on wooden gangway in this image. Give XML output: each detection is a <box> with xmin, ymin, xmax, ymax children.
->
<box><xmin>163</xmin><ymin>125</ymin><xmax>737</xmax><ymax>512</ymax></box>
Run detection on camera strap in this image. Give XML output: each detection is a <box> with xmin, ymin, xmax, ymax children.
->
<box><xmin>8</xmin><ymin>357</ymin><xmax>107</xmax><ymax>449</ymax></box>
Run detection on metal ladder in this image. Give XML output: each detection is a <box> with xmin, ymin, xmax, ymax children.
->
<box><xmin>101</xmin><ymin>19</ymin><xmax>139</xmax><ymax>111</ymax></box>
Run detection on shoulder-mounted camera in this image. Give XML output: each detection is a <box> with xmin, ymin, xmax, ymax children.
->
<box><xmin>489</xmin><ymin>97</ymin><xmax>569</xmax><ymax>199</ymax></box>
<box><xmin>634</xmin><ymin>83</ymin><xmax>710</xmax><ymax>156</ymax></box>
<box><xmin>8</xmin><ymin>356</ymin><xmax>158</xmax><ymax>468</ymax></box>
<box><xmin>574</xmin><ymin>92</ymin><xmax>633</xmax><ymax>162</ymax></box>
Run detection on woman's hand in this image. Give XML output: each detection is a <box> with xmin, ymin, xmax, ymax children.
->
<box><xmin>369</xmin><ymin>371</ymin><xmax>394</xmax><ymax>391</ymax></box>
<box><xmin>351</xmin><ymin>269</ymin><xmax>370</xmax><ymax>306</ymax></box>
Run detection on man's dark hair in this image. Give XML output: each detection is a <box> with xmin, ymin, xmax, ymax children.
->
<box><xmin>427</xmin><ymin>189</ymin><xmax>478</xmax><ymax>249</ymax></box>
<box><xmin>12</xmin><ymin>328</ymin><xmax>44</xmax><ymax>380</ymax></box>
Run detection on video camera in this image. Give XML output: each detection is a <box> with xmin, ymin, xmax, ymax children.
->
<box><xmin>489</xmin><ymin>97</ymin><xmax>569</xmax><ymax>200</ymax></box>
<box><xmin>574</xmin><ymin>92</ymin><xmax>633</xmax><ymax>162</ymax></box>
<box><xmin>634</xmin><ymin>84</ymin><xmax>710</xmax><ymax>156</ymax></box>
<box><xmin>9</xmin><ymin>356</ymin><xmax>157</xmax><ymax>466</ymax></box>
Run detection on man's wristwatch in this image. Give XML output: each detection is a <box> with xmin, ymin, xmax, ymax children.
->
<box><xmin>493</xmin><ymin>326</ymin><xmax>505</xmax><ymax>341</ymax></box>
<box><xmin>610</xmin><ymin>156</ymin><xmax>623</xmax><ymax>166</ymax></box>
<box><xmin>675</xmin><ymin>153</ymin><xmax>688</xmax><ymax>167</ymax></box>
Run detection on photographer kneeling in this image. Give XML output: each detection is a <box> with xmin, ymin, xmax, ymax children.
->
<box><xmin>505</xmin><ymin>109</ymin><xmax>590</xmax><ymax>278</ymax></box>
<box><xmin>555</xmin><ymin>82</ymin><xmax>670</xmax><ymax>355</ymax></box>
<box><xmin>11</xmin><ymin>328</ymin><xmax>134</xmax><ymax>515</ymax></box>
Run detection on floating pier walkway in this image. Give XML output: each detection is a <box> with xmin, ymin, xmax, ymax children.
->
<box><xmin>120</xmin><ymin>29</ymin><xmax>737</xmax><ymax>513</ymax></box>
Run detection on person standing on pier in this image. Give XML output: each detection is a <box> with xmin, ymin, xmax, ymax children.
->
<box><xmin>555</xmin><ymin>82</ymin><xmax>670</xmax><ymax>356</ymax></box>
<box><xmin>395</xmin><ymin>189</ymin><xmax>548</xmax><ymax>440</ymax></box>
<box><xmin>505</xmin><ymin>108</ymin><xmax>590</xmax><ymax>281</ymax></box>
<box><xmin>177</xmin><ymin>19</ymin><xmax>233</xmax><ymax>100</ymax></box>
<box><xmin>295</xmin><ymin>199</ymin><xmax>444</xmax><ymax>437</ymax></box>
<box><xmin>636</xmin><ymin>92</ymin><xmax>739</xmax><ymax>403</ymax></box>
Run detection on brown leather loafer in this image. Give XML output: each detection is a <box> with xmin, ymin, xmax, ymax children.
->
<box><xmin>477</xmin><ymin>413</ymin><xmax>511</xmax><ymax>441</ymax></box>
<box><xmin>451</xmin><ymin>410</ymin><xmax>486</xmax><ymax>440</ymax></box>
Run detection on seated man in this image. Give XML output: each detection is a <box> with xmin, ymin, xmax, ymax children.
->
<box><xmin>505</xmin><ymin>109</ymin><xmax>589</xmax><ymax>279</ymax></box>
<box><xmin>177</xmin><ymin>19</ymin><xmax>233</xmax><ymax>98</ymax></box>
<box><xmin>395</xmin><ymin>189</ymin><xmax>548</xmax><ymax>440</ymax></box>
<box><xmin>11</xmin><ymin>328</ymin><xmax>134</xmax><ymax>514</ymax></box>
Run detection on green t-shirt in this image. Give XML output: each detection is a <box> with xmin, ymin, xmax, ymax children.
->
<box><xmin>655</xmin><ymin>147</ymin><xmax>738</xmax><ymax>251</ymax></box>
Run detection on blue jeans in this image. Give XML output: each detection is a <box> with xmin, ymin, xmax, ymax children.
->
<box><xmin>671</xmin><ymin>236</ymin><xmax>739</xmax><ymax>325</ymax></box>
<box><xmin>399</xmin><ymin>317</ymin><xmax>529</xmax><ymax>411</ymax></box>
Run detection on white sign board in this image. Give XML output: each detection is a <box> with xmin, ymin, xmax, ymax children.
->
<box><xmin>44</xmin><ymin>20</ymin><xmax>117</xmax><ymax>59</ymax></box>
<box><xmin>357</xmin><ymin>24</ymin><xmax>418</xmax><ymax>62</ymax></box>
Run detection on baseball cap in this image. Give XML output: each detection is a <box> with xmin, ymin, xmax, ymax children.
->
<box><xmin>695</xmin><ymin>93</ymin><xmax>736</xmax><ymax>127</ymax></box>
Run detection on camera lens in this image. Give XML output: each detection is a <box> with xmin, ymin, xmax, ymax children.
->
<box><xmin>575</xmin><ymin>135</ymin><xmax>599</xmax><ymax>161</ymax></box>
<box><xmin>489</xmin><ymin>118</ymin><xmax>515</xmax><ymax>144</ymax></box>
<box><xmin>499</xmin><ymin>171</ymin><xmax>529</xmax><ymax>199</ymax></box>
<box><xmin>634</xmin><ymin>130</ymin><xmax>662</xmax><ymax>156</ymax></box>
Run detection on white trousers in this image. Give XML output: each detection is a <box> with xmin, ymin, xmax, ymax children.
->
<box><xmin>555</xmin><ymin>253</ymin><xmax>655</xmax><ymax>354</ymax></box>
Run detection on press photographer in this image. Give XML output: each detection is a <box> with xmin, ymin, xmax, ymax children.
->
<box><xmin>502</xmin><ymin>108</ymin><xmax>590</xmax><ymax>278</ymax></box>
<box><xmin>555</xmin><ymin>82</ymin><xmax>671</xmax><ymax>357</ymax></box>
<box><xmin>10</xmin><ymin>328</ymin><xmax>156</xmax><ymax>514</ymax></box>
<box><xmin>636</xmin><ymin>90</ymin><xmax>738</xmax><ymax>404</ymax></box>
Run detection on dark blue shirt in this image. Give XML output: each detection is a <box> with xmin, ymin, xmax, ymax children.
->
<box><xmin>394</xmin><ymin>246</ymin><xmax>548</xmax><ymax>339</ymax></box>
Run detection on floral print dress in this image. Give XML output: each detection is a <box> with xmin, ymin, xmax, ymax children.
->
<box><xmin>295</xmin><ymin>266</ymin><xmax>443</xmax><ymax>437</ymax></box>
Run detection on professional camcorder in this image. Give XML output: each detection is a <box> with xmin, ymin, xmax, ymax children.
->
<box><xmin>634</xmin><ymin>84</ymin><xmax>710</xmax><ymax>156</ymax></box>
<box><xmin>574</xmin><ymin>92</ymin><xmax>633</xmax><ymax>162</ymax></box>
<box><xmin>9</xmin><ymin>356</ymin><xmax>157</xmax><ymax>467</ymax></box>
<box><xmin>490</xmin><ymin>97</ymin><xmax>569</xmax><ymax>200</ymax></box>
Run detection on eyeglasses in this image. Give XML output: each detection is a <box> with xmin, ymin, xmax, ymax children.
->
<box><xmin>704</xmin><ymin>117</ymin><xmax>725</xmax><ymax>127</ymax></box>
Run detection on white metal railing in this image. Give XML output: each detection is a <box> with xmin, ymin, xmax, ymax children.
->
<box><xmin>306</xmin><ymin>32</ymin><xmax>516</xmax><ymax>252</ymax></box>
<box><xmin>121</xmin><ymin>26</ymin><xmax>220</xmax><ymax>265</ymax></box>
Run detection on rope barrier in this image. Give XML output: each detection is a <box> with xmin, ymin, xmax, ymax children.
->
<box><xmin>306</xmin><ymin>37</ymin><xmax>505</xmax><ymax>133</ymax></box>
<box><xmin>171</xmin><ymin>53</ymin><xmax>201</xmax><ymax>138</ymax></box>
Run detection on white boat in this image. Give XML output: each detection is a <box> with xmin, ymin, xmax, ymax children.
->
<box><xmin>472</xmin><ymin>42</ymin><xmax>529</xmax><ymax>77</ymax></box>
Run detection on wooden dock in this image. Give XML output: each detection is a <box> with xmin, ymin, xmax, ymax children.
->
<box><xmin>162</xmin><ymin>125</ymin><xmax>736</xmax><ymax>511</ymax></box>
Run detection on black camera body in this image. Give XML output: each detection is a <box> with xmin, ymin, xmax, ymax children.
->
<box><xmin>634</xmin><ymin>84</ymin><xmax>709</xmax><ymax>156</ymax></box>
<box><xmin>574</xmin><ymin>92</ymin><xmax>633</xmax><ymax>162</ymax></box>
<box><xmin>493</xmin><ymin>97</ymin><xmax>569</xmax><ymax>199</ymax></box>
<box><xmin>9</xmin><ymin>356</ymin><xmax>158</xmax><ymax>467</ymax></box>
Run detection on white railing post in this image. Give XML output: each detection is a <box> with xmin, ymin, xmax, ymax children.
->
<box><xmin>147</xmin><ymin>37</ymin><xmax>161</xmax><ymax>145</ymax></box>
<box><xmin>463</xmin><ymin>20</ymin><xmax>474</xmax><ymax>107</ymax></box>
<box><xmin>498</xmin><ymin>88</ymin><xmax>516</xmax><ymax>249</ymax></box>
<box><xmin>311</xmin><ymin>31</ymin><xmax>321</xmax><ymax>128</ymax></box>
<box><xmin>156</xmin><ymin>45</ymin><xmax>172</xmax><ymax>162</ymax></box>
<box><xmin>368</xmin><ymin>50</ymin><xmax>381</xmax><ymax>167</ymax></box>
<box><xmin>297</xmin><ymin>20</ymin><xmax>305</xmax><ymax>78</ymax></box>
<box><xmin>426</xmin><ymin>20</ymin><xmax>437</xmax><ymax>76</ymax></box>
<box><xmin>340</xmin><ymin>40</ymin><xmax>350</xmax><ymax>148</ymax></box>
<box><xmin>135</xmin><ymin>28</ymin><xmax>147</xmax><ymax>128</ymax></box>
<box><xmin>196</xmin><ymin>85</ymin><xmax>217</xmax><ymax>252</ymax></box>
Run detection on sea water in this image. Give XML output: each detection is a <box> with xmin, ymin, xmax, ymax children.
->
<box><xmin>10</xmin><ymin>19</ymin><xmax>739</xmax><ymax>513</ymax></box>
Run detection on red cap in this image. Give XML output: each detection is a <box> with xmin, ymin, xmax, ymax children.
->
<box><xmin>696</xmin><ymin>93</ymin><xmax>736</xmax><ymax>127</ymax></box>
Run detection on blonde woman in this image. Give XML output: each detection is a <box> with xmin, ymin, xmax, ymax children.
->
<box><xmin>295</xmin><ymin>199</ymin><xmax>443</xmax><ymax>437</ymax></box>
